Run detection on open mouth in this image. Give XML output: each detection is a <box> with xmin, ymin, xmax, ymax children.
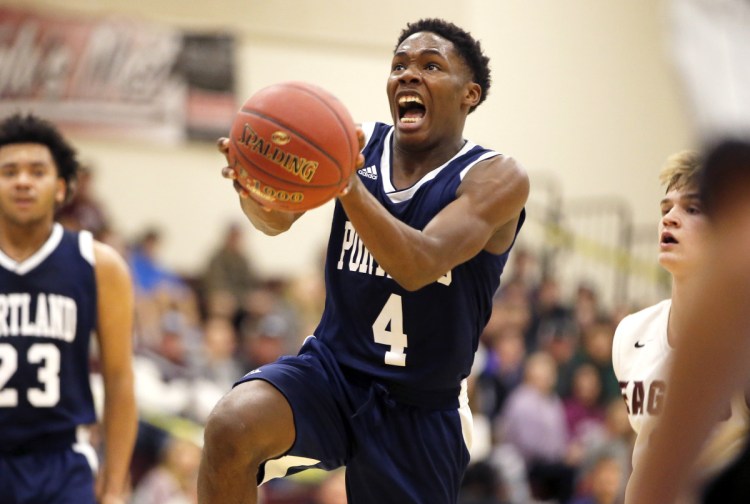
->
<box><xmin>398</xmin><ymin>95</ymin><xmax>426</xmax><ymax>124</ymax></box>
<box><xmin>661</xmin><ymin>233</ymin><xmax>678</xmax><ymax>245</ymax></box>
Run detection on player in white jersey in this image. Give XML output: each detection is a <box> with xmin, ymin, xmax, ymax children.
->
<box><xmin>623</xmin><ymin>1</ymin><xmax>750</xmax><ymax>501</ymax></box>
<box><xmin>612</xmin><ymin>150</ymin><xmax>750</xmax><ymax>494</ymax></box>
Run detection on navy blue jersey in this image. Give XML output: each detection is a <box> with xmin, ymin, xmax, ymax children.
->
<box><xmin>0</xmin><ymin>224</ymin><xmax>97</xmax><ymax>452</ymax></box>
<box><xmin>315</xmin><ymin>122</ymin><xmax>524</xmax><ymax>402</ymax></box>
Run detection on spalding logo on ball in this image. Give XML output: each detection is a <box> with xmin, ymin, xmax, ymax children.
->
<box><xmin>228</xmin><ymin>81</ymin><xmax>359</xmax><ymax>212</ymax></box>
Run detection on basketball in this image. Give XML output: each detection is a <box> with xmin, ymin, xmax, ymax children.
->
<box><xmin>227</xmin><ymin>81</ymin><xmax>359</xmax><ymax>212</ymax></box>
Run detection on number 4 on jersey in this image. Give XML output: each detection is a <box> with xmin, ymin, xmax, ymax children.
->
<box><xmin>372</xmin><ymin>294</ymin><xmax>408</xmax><ymax>366</ymax></box>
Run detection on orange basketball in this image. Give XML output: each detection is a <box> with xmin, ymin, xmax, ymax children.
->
<box><xmin>227</xmin><ymin>81</ymin><xmax>359</xmax><ymax>212</ymax></box>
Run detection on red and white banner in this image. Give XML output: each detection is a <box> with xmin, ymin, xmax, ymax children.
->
<box><xmin>0</xmin><ymin>7</ymin><xmax>236</xmax><ymax>143</ymax></box>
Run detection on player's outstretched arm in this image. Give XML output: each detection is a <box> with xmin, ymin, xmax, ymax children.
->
<box><xmin>217</xmin><ymin>137</ymin><xmax>304</xmax><ymax>235</ymax></box>
<box><xmin>339</xmin><ymin>155</ymin><xmax>528</xmax><ymax>291</ymax></box>
<box><xmin>93</xmin><ymin>241</ymin><xmax>138</xmax><ymax>504</ymax></box>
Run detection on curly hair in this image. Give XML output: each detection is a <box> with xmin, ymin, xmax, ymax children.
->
<box><xmin>0</xmin><ymin>113</ymin><xmax>79</xmax><ymax>200</ymax></box>
<box><xmin>396</xmin><ymin>18</ymin><xmax>491</xmax><ymax>113</ymax></box>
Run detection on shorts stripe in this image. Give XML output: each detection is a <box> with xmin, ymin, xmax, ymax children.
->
<box><xmin>261</xmin><ymin>455</ymin><xmax>322</xmax><ymax>485</ymax></box>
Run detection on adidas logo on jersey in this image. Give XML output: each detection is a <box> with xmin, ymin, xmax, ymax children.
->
<box><xmin>358</xmin><ymin>165</ymin><xmax>378</xmax><ymax>180</ymax></box>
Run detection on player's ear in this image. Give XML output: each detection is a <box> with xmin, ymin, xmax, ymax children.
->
<box><xmin>463</xmin><ymin>82</ymin><xmax>481</xmax><ymax>109</ymax></box>
<box><xmin>55</xmin><ymin>178</ymin><xmax>66</xmax><ymax>204</ymax></box>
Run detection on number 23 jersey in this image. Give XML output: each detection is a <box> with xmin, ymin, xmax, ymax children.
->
<box><xmin>0</xmin><ymin>224</ymin><xmax>97</xmax><ymax>452</ymax></box>
<box><xmin>315</xmin><ymin>122</ymin><xmax>525</xmax><ymax>402</ymax></box>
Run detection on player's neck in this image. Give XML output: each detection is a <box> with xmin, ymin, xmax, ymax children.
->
<box><xmin>0</xmin><ymin>219</ymin><xmax>56</xmax><ymax>262</ymax></box>
<box><xmin>392</xmin><ymin>137</ymin><xmax>466</xmax><ymax>188</ymax></box>
<box><xmin>667</xmin><ymin>283</ymin><xmax>690</xmax><ymax>348</ymax></box>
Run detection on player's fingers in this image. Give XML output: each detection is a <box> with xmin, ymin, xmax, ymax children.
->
<box><xmin>216</xmin><ymin>137</ymin><xmax>230</xmax><ymax>154</ymax></box>
<box><xmin>222</xmin><ymin>166</ymin><xmax>237</xmax><ymax>180</ymax></box>
<box><xmin>232</xmin><ymin>180</ymin><xmax>250</xmax><ymax>199</ymax></box>
<box><xmin>338</xmin><ymin>173</ymin><xmax>357</xmax><ymax>197</ymax></box>
<box><xmin>356</xmin><ymin>153</ymin><xmax>365</xmax><ymax>169</ymax></box>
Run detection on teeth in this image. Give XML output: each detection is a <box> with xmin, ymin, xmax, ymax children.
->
<box><xmin>400</xmin><ymin>117</ymin><xmax>419</xmax><ymax>123</ymax></box>
<box><xmin>398</xmin><ymin>95</ymin><xmax>423</xmax><ymax>106</ymax></box>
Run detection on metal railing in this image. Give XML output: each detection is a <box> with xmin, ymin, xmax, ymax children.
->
<box><xmin>515</xmin><ymin>172</ymin><xmax>669</xmax><ymax>311</ymax></box>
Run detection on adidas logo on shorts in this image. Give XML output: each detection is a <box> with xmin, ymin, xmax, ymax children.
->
<box><xmin>358</xmin><ymin>165</ymin><xmax>378</xmax><ymax>180</ymax></box>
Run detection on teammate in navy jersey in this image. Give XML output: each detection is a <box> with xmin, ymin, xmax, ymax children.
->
<box><xmin>198</xmin><ymin>18</ymin><xmax>529</xmax><ymax>504</ymax></box>
<box><xmin>0</xmin><ymin>114</ymin><xmax>137</xmax><ymax>504</ymax></box>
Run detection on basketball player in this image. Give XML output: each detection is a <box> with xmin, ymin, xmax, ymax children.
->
<box><xmin>0</xmin><ymin>114</ymin><xmax>137</xmax><ymax>504</ymax></box>
<box><xmin>624</xmin><ymin>148</ymin><xmax>750</xmax><ymax>504</ymax></box>
<box><xmin>612</xmin><ymin>150</ymin><xmax>750</xmax><ymax>500</ymax></box>
<box><xmin>623</xmin><ymin>0</ymin><xmax>750</xmax><ymax>502</ymax></box>
<box><xmin>198</xmin><ymin>18</ymin><xmax>529</xmax><ymax>504</ymax></box>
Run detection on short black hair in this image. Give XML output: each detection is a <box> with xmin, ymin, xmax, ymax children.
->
<box><xmin>0</xmin><ymin>113</ymin><xmax>79</xmax><ymax>200</ymax></box>
<box><xmin>396</xmin><ymin>18</ymin><xmax>491</xmax><ymax>113</ymax></box>
<box><xmin>701</xmin><ymin>139</ymin><xmax>750</xmax><ymax>216</ymax></box>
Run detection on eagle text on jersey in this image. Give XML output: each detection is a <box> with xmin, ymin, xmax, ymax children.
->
<box><xmin>618</xmin><ymin>380</ymin><xmax>666</xmax><ymax>415</ymax></box>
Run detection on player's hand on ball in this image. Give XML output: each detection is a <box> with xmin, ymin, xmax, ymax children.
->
<box><xmin>217</xmin><ymin>136</ymin><xmax>275</xmax><ymax>212</ymax></box>
<box><xmin>228</xmin><ymin>81</ymin><xmax>358</xmax><ymax>212</ymax></box>
<box><xmin>217</xmin><ymin>137</ymin><xmax>249</xmax><ymax>196</ymax></box>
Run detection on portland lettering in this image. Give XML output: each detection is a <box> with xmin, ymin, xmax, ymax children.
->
<box><xmin>337</xmin><ymin>221</ymin><xmax>452</xmax><ymax>286</ymax></box>
<box><xmin>0</xmin><ymin>293</ymin><xmax>77</xmax><ymax>342</ymax></box>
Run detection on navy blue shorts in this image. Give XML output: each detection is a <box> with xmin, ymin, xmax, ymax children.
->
<box><xmin>0</xmin><ymin>441</ymin><xmax>96</xmax><ymax>504</ymax></box>
<box><xmin>235</xmin><ymin>336</ymin><xmax>473</xmax><ymax>504</ymax></box>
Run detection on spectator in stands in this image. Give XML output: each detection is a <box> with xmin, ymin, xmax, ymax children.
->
<box><xmin>573</xmin><ymin>283</ymin><xmax>601</xmax><ymax>335</ymax></box>
<box><xmin>564</xmin><ymin>363</ymin><xmax>608</xmax><ymax>467</ymax></box>
<box><xmin>571</xmin><ymin>452</ymin><xmax>626</xmax><ymax>504</ymax></box>
<box><xmin>132</xmin><ymin>310</ymin><xmax>202</xmax><ymax>422</ymax></box>
<box><xmin>56</xmin><ymin>163</ymin><xmax>110</xmax><ymax>239</ymax></box>
<box><xmin>472</xmin><ymin>302</ymin><xmax>527</xmax><ymax>424</ymax></box>
<box><xmin>526</xmin><ymin>276</ymin><xmax>573</xmax><ymax>352</ymax></box>
<box><xmin>191</xmin><ymin>316</ymin><xmax>244</xmax><ymax>423</ymax></box>
<box><xmin>500</xmin><ymin>247</ymin><xmax>541</xmax><ymax>301</ymax></box>
<box><xmin>129</xmin><ymin>227</ymin><xmax>186</xmax><ymax>296</ymax></box>
<box><xmin>497</xmin><ymin>351</ymin><xmax>576</xmax><ymax>502</ymax></box>
<box><xmin>578</xmin><ymin>320</ymin><xmax>621</xmax><ymax>404</ymax></box>
<box><xmin>238</xmin><ymin>312</ymin><xmax>295</xmax><ymax>371</ymax></box>
<box><xmin>195</xmin><ymin>316</ymin><xmax>243</xmax><ymax>388</ymax></box>
<box><xmin>131</xmin><ymin>436</ymin><xmax>201</xmax><ymax>504</ymax></box>
<box><xmin>201</xmin><ymin>222</ymin><xmax>259</xmax><ymax>321</ymax></box>
<box><xmin>459</xmin><ymin>460</ymin><xmax>511</xmax><ymax>504</ymax></box>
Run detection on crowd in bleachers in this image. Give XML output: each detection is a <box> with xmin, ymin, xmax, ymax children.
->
<box><xmin>464</xmin><ymin>250</ymin><xmax>636</xmax><ymax>504</ymax></box>
<box><xmin>59</xmin><ymin>169</ymin><xmax>640</xmax><ymax>504</ymax></box>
